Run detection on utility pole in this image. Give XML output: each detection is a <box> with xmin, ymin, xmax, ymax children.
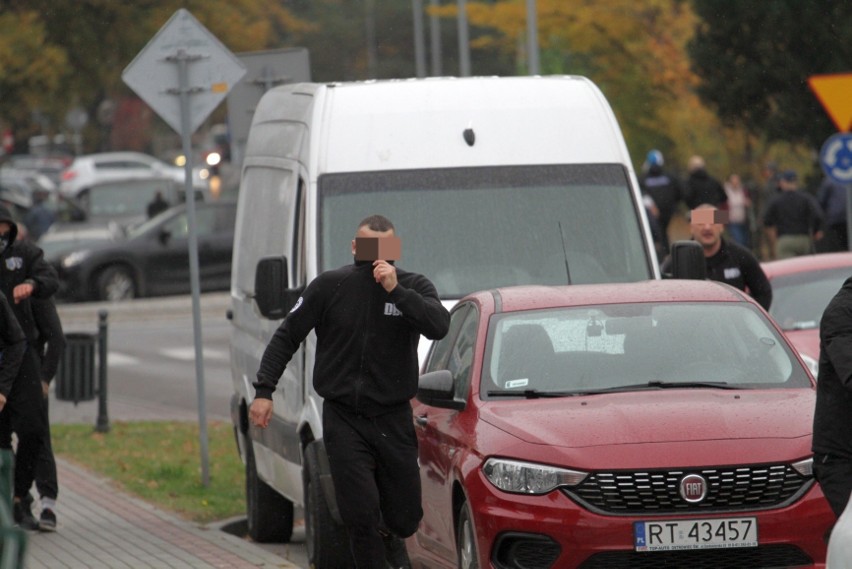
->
<box><xmin>430</xmin><ymin>0</ymin><xmax>442</xmax><ymax>76</ymax></box>
<box><xmin>526</xmin><ymin>0</ymin><xmax>540</xmax><ymax>75</ymax></box>
<box><xmin>457</xmin><ymin>0</ymin><xmax>471</xmax><ymax>76</ymax></box>
<box><xmin>413</xmin><ymin>0</ymin><xmax>427</xmax><ymax>77</ymax></box>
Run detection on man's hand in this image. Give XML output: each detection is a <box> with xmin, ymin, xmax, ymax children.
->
<box><xmin>373</xmin><ymin>260</ymin><xmax>398</xmax><ymax>293</ymax></box>
<box><xmin>13</xmin><ymin>283</ymin><xmax>33</xmax><ymax>304</ymax></box>
<box><xmin>0</xmin><ymin>393</ymin><xmax>7</xmax><ymax>413</ymax></box>
<box><xmin>249</xmin><ymin>398</ymin><xmax>273</xmax><ymax>429</ymax></box>
<box><xmin>42</xmin><ymin>381</ymin><xmax>49</xmax><ymax>398</ymax></box>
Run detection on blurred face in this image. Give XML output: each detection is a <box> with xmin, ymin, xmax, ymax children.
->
<box><xmin>691</xmin><ymin>216</ymin><xmax>724</xmax><ymax>252</ymax></box>
<box><xmin>351</xmin><ymin>225</ymin><xmax>398</xmax><ymax>260</ymax></box>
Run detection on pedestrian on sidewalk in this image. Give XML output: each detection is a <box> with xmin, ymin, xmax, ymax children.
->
<box><xmin>22</xmin><ymin>297</ymin><xmax>65</xmax><ymax>531</ymax></box>
<box><xmin>0</xmin><ymin>205</ymin><xmax>58</xmax><ymax>530</ymax></box>
<box><xmin>250</xmin><ymin>214</ymin><xmax>450</xmax><ymax>569</ymax></box>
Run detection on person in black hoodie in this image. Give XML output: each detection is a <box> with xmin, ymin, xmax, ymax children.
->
<box><xmin>813</xmin><ymin>277</ymin><xmax>852</xmax><ymax>518</ymax></box>
<box><xmin>250</xmin><ymin>214</ymin><xmax>450</xmax><ymax>569</ymax></box>
<box><xmin>0</xmin><ymin>205</ymin><xmax>59</xmax><ymax>530</ymax></box>
<box><xmin>684</xmin><ymin>155</ymin><xmax>728</xmax><ymax>210</ymax></box>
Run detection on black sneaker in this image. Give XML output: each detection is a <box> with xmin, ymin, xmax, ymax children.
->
<box><xmin>39</xmin><ymin>507</ymin><xmax>57</xmax><ymax>532</ymax></box>
<box><xmin>13</xmin><ymin>500</ymin><xmax>39</xmax><ymax>531</ymax></box>
<box><xmin>382</xmin><ymin>532</ymin><xmax>411</xmax><ymax>569</ymax></box>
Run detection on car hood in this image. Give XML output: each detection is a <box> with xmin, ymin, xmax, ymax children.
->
<box><xmin>479</xmin><ymin>389</ymin><xmax>814</xmax><ymax>448</ymax></box>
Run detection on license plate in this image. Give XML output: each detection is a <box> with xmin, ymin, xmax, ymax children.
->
<box><xmin>633</xmin><ymin>517</ymin><xmax>758</xmax><ymax>552</ymax></box>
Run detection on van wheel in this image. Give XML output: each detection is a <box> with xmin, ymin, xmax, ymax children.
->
<box><xmin>304</xmin><ymin>442</ymin><xmax>352</xmax><ymax>568</ymax></box>
<box><xmin>245</xmin><ymin>440</ymin><xmax>294</xmax><ymax>543</ymax></box>
<box><xmin>456</xmin><ymin>502</ymin><xmax>480</xmax><ymax>569</ymax></box>
<box><xmin>96</xmin><ymin>266</ymin><xmax>136</xmax><ymax>301</ymax></box>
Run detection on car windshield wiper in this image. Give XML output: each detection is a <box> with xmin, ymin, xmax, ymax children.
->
<box><xmin>577</xmin><ymin>381</ymin><xmax>740</xmax><ymax>395</ymax></box>
<box><xmin>487</xmin><ymin>389</ymin><xmax>581</xmax><ymax>399</ymax></box>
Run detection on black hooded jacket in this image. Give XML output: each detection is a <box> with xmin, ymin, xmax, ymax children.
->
<box><xmin>0</xmin><ymin>290</ymin><xmax>26</xmax><ymax>397</ymax></box>
<box><xmin>255</xmin><ymin>261</ymin><xmax>450</xmax><ymax>417</ymax></box>
<box><xmin>813</xmin><ymin>277</ymin><xmax>852</xmax><ymax>459</ymax></box>
<box><xmin>0</xmin><ymin>205</ymin><xmax>59</xmax><ymax>341</ymax></box>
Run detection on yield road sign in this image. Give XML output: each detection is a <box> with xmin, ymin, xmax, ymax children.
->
<box><xmin>122</xmin><ymin>9</ymin><xmax>246</xmax><ymax>134</ymax></box>
<box><xmin>820</xmin><ymin>133</ymin><xmax>852</xmax><ymax>184</ymax></box>
<box><xmin>809</xmin><ymin>74</ymin><xmax>852</xmax><ymax>133</ymax></box>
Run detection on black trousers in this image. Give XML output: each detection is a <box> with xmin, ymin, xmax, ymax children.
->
<box><xmin>814</xmin><ymin>453</ymin><xmax>852</xmax><ymax>518</ymax></box>
<box><xmin>0</xmin><ymin>348</ymin><xmax>47</xmax><ymax>500</ymax></box>
<box><xmin>323</xmin><ymin>401</ymin><xmax>422</xmax><ymax>569</ymax></box>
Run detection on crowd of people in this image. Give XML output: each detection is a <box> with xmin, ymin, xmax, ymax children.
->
<box><xmin>641</xmin><ymin>150</ymin><xmax>847</xmax><ymax>263</ymax></box>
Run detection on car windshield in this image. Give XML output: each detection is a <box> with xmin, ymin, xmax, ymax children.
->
<box><xmin>482</xmin><ymin>302</ymin><xmax>809</xmax><ymax>398</ymax></box>
<box><xmin>318</xmin><ymin>165</ymin><xmax>652</xmax><ymax>299</ymax></box>
<box><xmin>769</xmin><ymin>268</ymin><xmax>850</xmax><ymax>331</ymax></box>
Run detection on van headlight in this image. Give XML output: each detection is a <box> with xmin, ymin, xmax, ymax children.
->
<box><xmin>483</xmin><ymin>458</ymin><xmax>587</xmax><ymax>494</ymax></box>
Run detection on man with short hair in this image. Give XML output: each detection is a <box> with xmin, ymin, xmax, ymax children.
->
<box><xmin>250</xmin><ymin>214</ymin><xmax>450</xmax><ymax>569</ymax></box>
<box><xmin>762</xmin><ymin>170</ymin><xmax>825</xmax><ymax>259</ymax></box>
<box><xmin>662</xmin><ymin>204</ymin><xmax>772</xmax><ymax>310</ymax></box>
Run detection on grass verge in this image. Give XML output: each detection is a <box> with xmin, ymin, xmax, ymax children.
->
<box><xmin>52</xmin><ymin>421</ymin><xmax>245</xmax><ymax>524</ymax></box>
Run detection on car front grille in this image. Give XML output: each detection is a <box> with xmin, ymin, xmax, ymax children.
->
<box><xmin>577</xmin><ymin>544</ymin><xmax>813</xmax><ymax>568</ymax></box>
<box><xmin>565</xmin><ymin>464</ymin><xmax>811</xmax><ymax>514</ymax></box>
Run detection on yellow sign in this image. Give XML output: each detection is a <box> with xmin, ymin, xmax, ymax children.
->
<box><xmin>809</xmin><ymin>74</ymin><xmax>852</xmax><ymax>133</ymax></box>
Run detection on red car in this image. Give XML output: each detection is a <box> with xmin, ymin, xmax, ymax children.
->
<box><xmin>408</xmin><ymin>279</ymin><xmax>833</xmax><ymax>569</ymax></box>
<box><xmin>763</xmin><ymin>252</ymin><xmax>852</xmax><ymax>377</ymax></box>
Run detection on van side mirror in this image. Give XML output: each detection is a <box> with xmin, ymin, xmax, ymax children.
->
<box><xmin>416</xmin><ymin>370</ymin><xmax>465</xmax><ymax>410</ymax></box>
<box><xmin>668</xmin><ymin>240</ymin><xmax>706</xmax><ymax>280</ymax></box>
<box><xmin>254</xmin><ymin>256</ymin><xmax>303</xmax><ymax>319</ymax></box>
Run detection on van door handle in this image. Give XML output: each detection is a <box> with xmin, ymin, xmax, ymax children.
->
<box><xmin>414</xmin><ymin>415</ymin><xmax>428</xmax><ymax>426</ymax></box>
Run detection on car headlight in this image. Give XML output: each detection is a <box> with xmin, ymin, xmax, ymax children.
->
<box><xmin>61</xmin><ymin>250</ymin><xmax>90</xmax><ymax>268</ymax></box>
<box><xmin>800</xmin><ymin>354</ymin><xmax>819</xmax><ymax>379</ymax></box>
<box><xmin>483</xmin><ymin>458</ymin><xmax>588</xmax><ymax>494</ymax></box>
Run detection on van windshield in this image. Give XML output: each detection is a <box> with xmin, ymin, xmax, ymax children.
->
<box><xmin>319</xmin><ymin>165</ymin><xmax>652</xmax><ymax>299</ymax></box>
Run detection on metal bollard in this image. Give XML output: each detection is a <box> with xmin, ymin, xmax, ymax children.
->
<box><xmin>95</xmin><ymin>310</ymin><xmax>109</xmax><ymax>433</ymax></box>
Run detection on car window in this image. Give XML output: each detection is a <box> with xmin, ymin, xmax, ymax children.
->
<box><xmin>448</xmin><ymin>306</ymin><xmax>478</xmax><ymax>399</ymax></box>
<box><xmin>769</xmin><ymin>267</ymin><xmax>850</xmax><ymax>331</ymax></box>
<box><xmin>162</xmin><ymin>208</ymin><xmax>217</xmax><ymax>238</ymax></box>
<box><xmin>483</xmin><ymin>302</ymin><xmax>809</xmax><ymax>397</ymax></box>
<box><xmin>425</xmin><ymin>304</ymin><xmax>470</xmax><ymax>373</ymax></box>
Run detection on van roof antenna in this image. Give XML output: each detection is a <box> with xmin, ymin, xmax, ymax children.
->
<box><xmin>558</xmin><ymin>221</ymin><xmax>572</xmax><ymax>285</ymax></box>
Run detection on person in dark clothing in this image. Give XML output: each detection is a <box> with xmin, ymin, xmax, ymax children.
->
<box><xmin>0</xmin><ymin>205</ymin><xmax>58</xmax><ymax>530</ymax></box>
<box><xmin>816</xmin><ymin>178</ymin><xmax>849</xmax><ymax>253</ymax></box>
<box><xmin>812</xmin><ymin>277</ymin><xmax>852</xmax><ymax>518</ymax></box>
<box><xmin>762</xmin><ymin>170</ymin><xmax>824</xmax><ymax>260</ymax></box>
<box><xmin>146</xmin><ymin>191</ymin><xmax>170</xmax><ymax>219</ymax></box>
<box><xmin>250</xmin><ymin>214</ymin><xmax>450</xmax><ymax>569</ymax></box>
<box><xmin>22</xmin><ymin>298</ymin><xmax>65</xmax><ymax>531</ymax></box>
<box><xmin>661</xmin><ymin>204</ymin><xmax>772</xmax><ymax>310</ymax></box>
<box><xmin>684</xmin><ymin>155</ymin><xmax>727</xmax><ymax>210</ymax></box>
<box><xmin>640</xmin><ymin>149</ymin><xmax>682</xmax><ymax>255</ymax></box>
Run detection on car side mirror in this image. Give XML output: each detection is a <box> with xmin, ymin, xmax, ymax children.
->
<box><xmin>254</xmin><ymin>256</ymin><xmax>303</xmax><ymax>320</ymax></box>
<box><xmin>417</xmin><ymin>370</ymin><xmax>465</xmax><ymax>410</ymax></box>
<box><xmin>667</xmin><ymin>240</ymin><xmax>706</xmax><ymax>280</ymax></box>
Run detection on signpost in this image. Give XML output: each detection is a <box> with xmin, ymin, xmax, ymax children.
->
<box><xmin>122</xmin><ymin>9</ymin><xmax>246</xmax><ymax>485</ymax></box>
<box><xmin>809</xmin><ymin>73</ymin><xmax>852</xmax><ymax>251</ymax></box>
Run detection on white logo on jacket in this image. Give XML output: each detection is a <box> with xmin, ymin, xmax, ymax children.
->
<box><xmin>384</xmin><ymin>303</ymin><xmax>402</xmax><ymax>316</ymax></box>
<box><xmin>5</xmin><ymin>257</ymin><xmax>22</xmax><ymax>271</ymax></box>
<box><xmin>290</xmin><ymin>297</ymin><xmax>303</xmax><ymax>313</ymax></box>
<box><xmin>723</xmin><ymin>267</ymin><xmax>741</xmax><ymax>280</ymax></box>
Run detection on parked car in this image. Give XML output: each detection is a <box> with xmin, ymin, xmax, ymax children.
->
<box><xmin>408</xmin><ymin>279</ymin><xmax>832</xmax><ymax>569</ymax></box>
<box><xmin>763</xmin><ymin>252</ymin><xmax>852</xmax><ymax>377</ymax></box>
<box><xmin>59</xmin><ymin>151</ymin><xmax>208</xmax><ymax>198</ymax></box>
<box><xmin>45</xmin><ymin>201</ymin><xmax>236</xmax><ymax>302</ymax></box>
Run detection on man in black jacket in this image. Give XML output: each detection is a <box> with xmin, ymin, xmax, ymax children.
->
<box><xmin>662</xmin><ymin>205</ymin><xmax>772</xmax><ymax>311</ymax></box>
<box><xmin>813</xmin><ymin>277</ymin><xmax>852</xmax><ymax>518</ymax></box>
<box><xmin>0</xmin><ymin>206</ymin><xmax>59</xmax><ymax>530</ymax></box>
<box><xmin>250</xmin><ymin>214</ymin><xmax>450</xmax><ymax>569</ymax></box>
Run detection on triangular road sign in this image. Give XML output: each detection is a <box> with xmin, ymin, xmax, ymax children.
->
<box><xmin>809</xmin><ymin>74</ymin><xmax>852</xmax><ymax>133</ymax></box>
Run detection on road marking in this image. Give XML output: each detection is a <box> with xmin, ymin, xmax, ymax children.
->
<box><xmin>161</xmin><ymin>347</ymin><xmax>229</xmax><ymax>361</ymax></box>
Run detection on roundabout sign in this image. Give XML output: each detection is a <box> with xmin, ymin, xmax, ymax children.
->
<box><xmin>819</xmin><ymin>133</ymin><xmax>852</xmax><ymax>184</ymax></box>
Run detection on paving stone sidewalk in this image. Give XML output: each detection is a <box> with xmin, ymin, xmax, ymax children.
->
<box><xmin>25</xmin><ymin>458</ymin><xmax>295</xmax><ymax>569</ymax></box>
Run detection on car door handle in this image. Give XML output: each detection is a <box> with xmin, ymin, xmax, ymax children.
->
<box><xmin>414</xmin><ymin>415</ymin><xmax>428</xmax><ymax>426</ymax></box>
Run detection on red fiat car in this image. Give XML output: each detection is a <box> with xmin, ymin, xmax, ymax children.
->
<box><xmin>408</xmin><ymin>280</ymin><xmax>833</xmax><ymax>569</ymax></box>
<box><xmin>763</xmin><ymin>252</ymin><xmax>852</xmax><ymax>377</ymax></box>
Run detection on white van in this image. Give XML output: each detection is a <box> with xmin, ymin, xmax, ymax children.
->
<box><xmin>229</xmin><ymin>76</ymin><xmax>661</xmax><ymax>566</ymax></box>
